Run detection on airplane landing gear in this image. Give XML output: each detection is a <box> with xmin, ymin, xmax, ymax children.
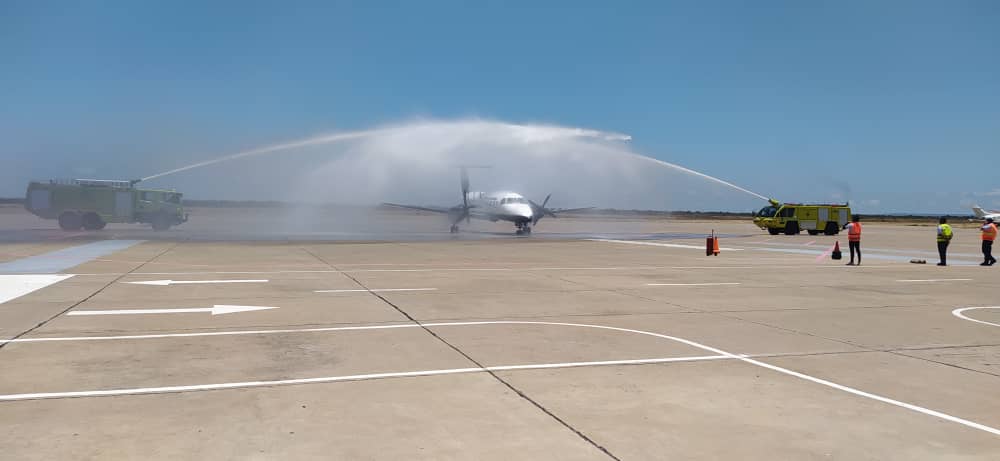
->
<box><xmin>515</xmin><ymin>223</ymin><xmax>531</xmax><ymax>235</ymax></box>
<box><xmin>450</xmin><ymin>224</ymin><xmax>459</xmax><ymax>234</ymax></box>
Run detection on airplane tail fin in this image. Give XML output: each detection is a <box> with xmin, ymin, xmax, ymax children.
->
<box><xmin>972</xmin><ymin>205</ymin><xmax>987</xmax><ymax>218</ymax></box>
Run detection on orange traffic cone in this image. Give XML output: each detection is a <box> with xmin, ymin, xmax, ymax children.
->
<box><xmin>832</xmin><ymin>241</ymin><xmax>842</xmax><ymax>260</ymax></box>
<box><xmin>712</xmin><ymin>235</ymin><xmax>720</xmax><ymax>256</ymax></box>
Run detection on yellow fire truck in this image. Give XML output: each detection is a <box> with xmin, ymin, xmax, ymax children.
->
<box><xmin>753</xmin><ymin>199</ymin><xmax>851</xmax><ymax>236</ymax></box>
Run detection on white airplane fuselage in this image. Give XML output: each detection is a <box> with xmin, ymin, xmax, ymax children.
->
<box><xmin>465</xmin><ymin>191</ymin><xmax>534</xmax><ymax>224</ymax></box>
<box><xmin>971</xmin><ymin>206</ymin><xmax>1000</xmax><ymax>222</ymax></box>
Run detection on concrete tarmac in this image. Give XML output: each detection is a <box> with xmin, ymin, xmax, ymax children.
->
<box><xmin>1</xmin><ymin>208</ymin><xmax>998</xmax><ymax>459</ymax></box>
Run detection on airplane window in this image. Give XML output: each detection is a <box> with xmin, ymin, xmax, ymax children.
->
<box><xmin>501</xmin><ymin>198</ymin><xmax>507</xmax><ymax>204</ymax></box>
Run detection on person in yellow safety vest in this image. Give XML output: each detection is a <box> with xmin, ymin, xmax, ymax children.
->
<box><xmin>843</xmin><ymin>215</ymin><xmax>862</xmax><ymax>265</ymax></box>
<box><xmin>936</xmin><ymin>217</ymin><xmax>953</xmax><ymax>266</ymax></box>
<box><xmin>981</xmin><ymin>217</ymin><xmax>998</xmax><ymax>266</ymax></box>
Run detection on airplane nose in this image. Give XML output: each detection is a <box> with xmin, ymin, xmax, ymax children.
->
<box><xmin>514</xmin><ymin>204</ymin><xmax>533</xmax><ymax>219</ymax></box>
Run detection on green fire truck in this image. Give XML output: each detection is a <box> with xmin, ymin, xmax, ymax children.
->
<box><xmin>753</xmin><ymin>199</ymin><xmax>850</xmax><ymax>236</ymax></box>
<box><xmin>25</xmin><ymin>179</ymin><xmax>188</xmax><ymax>231</ymax></box>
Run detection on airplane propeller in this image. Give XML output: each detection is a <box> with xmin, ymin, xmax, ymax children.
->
<box><xmin>530</xmin><ymin>193</ymin><xmax>558</xmax><ymax>225</ymax></box>
<box><xmin>452</xmin><ymin>166</ymin><xmax>472</xmax><ymax>226</ymax></box>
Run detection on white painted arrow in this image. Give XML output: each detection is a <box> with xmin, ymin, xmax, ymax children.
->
<box><xmin>125</xmin><ymin>279</ymin><xmax>268</xmax><ymax>286</ymax></box>
<box><xmin>67</xmin><ymin>305</ymin><xmax>279</xmax><ymax>316</ymax></box>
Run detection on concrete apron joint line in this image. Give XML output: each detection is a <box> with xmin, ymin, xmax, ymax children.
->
<box><xmin>297</xmin><ymin>246</ymin><xmax>622</xmax><ymax>461</ymax></box>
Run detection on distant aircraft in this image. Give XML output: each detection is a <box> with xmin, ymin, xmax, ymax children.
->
<box><xmin>384</xmin><ymin>167</ymin><xmax>590</xmax><ymax>235</ymax></box>
<box><xmin>971</xmin><ymin>205</ymin><xmax>1000</xmax><ymax>222</ymax></box>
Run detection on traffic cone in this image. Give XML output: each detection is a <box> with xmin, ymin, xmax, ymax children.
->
<box><xmin>712</xmin><ymin>235</ymin><xmax>720</xmax><ymax>256</ymax></box>
<box><xmin>832</xmin><ymin>241</ymin><xmax>842</xmax><ymax>260</ymax></box>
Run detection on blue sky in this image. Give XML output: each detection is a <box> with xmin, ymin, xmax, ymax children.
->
<box><xmin>2</xmin><ymin>1</ymin><xmax>998</xmax><ymax>212</ymax></box>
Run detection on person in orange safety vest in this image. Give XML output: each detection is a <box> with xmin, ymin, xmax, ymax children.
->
<box><xmin>843</xmin><ymin>215</ymin><xmax>862</xmax><ymax>266</ymax></box>
<box><xmin>982</xmin><ymin>217</ymin><xmax>998</xmax><ymax>266</ymax></box>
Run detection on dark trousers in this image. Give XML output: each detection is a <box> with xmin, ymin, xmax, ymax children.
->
<box><xmin>849</xmin><ymin>241</ymin><xmax>861</xmax><ymax>263</ymax></box>
<box><xmin>985</xmin><ymin>240</ymin><xmax>997</xmax><ymax>264</ymax></box>
<box><xmin>938</xmin><ymin>241</ymin><xmax>949</xmax><ymax>265</ymax></box>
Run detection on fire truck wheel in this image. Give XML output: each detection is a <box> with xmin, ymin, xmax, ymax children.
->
<box><xmin>151</xmin><ymin>214</ymin><xmax>171</xmax><ymax>231</ymax></box>
<box><xmin>58</xmin><ymin>212</ymin><xmax>82</xmax><ymax>231</ymax></box>
<box><xmin>824</xmin><ymin>222</ymin><xmax>838</xmax><ymax>235</ymax></box>
<box><xmin>82</xmin><ymin>212</ymin><xmax>105</xmax><ymax>231</ymax></box>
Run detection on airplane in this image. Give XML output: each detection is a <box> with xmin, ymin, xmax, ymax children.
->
<box><xmin>383</xmin><ymin>167</ymin><xmax>589</xmax><ymax>235</ymax></box>
<box><xmin>971</xmin><ymin>205</ymin><xmax>1000</xmax><ymax>222</ymax></box>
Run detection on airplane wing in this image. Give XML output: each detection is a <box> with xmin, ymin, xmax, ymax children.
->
<box><xmin>553</xmin><ymin>207</ymin><xmax>596</xmax><ymax>214</ymax></box>
<box><xmin>381</xmin><ymin>203</ymin><xmax>453</xmax><ymax>214</ymax></box>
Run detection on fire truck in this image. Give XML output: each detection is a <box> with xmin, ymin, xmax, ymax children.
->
<box><xmin>753</xmin><ymin>199</ymin><xmax>850</xmax><ymax>236</ymax></box>
<box><xmin>25</xmin><ymin>179</ymin><xmax>188</xmax><ymax>231</ymax></box>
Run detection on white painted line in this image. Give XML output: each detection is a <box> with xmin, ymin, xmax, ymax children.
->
<box><xmin>587</xmin><ymin>238</ymin><xmax>744</xmax><ymax>251</ymax></box>
<box><xmin>351</xmin><ymin>268</ymin><xmax>508</xmax><ymax>273</ymax></box>
<box><xmin>0</xmin><ymin>320</ymin><xmax>1000</xmax><ymax>436</ymax></box>
<box><xmin>486</xmin><ymin>355</ymin><xmax>736</xmax><ymax>371</ymax></box>
<box><xmin>0</xmin><ymin>274</ymin><xmax>74</xmax><ymax>305</ymax></box>
<box><xmin>556</xmin><ymin>321</ymin><xmax>1000</xmax><ymax>437</ymax></box>
<box><xmin>0</xmin><ymin>322</ymin><xmax>422</xmax><ymax>344</ymax></box>
<box><xmin>0</xmin><ymin>368</ymin><xmax>481</xmax><ymax>401</ymax></box>
<box><xmin>646</xmin><ymin>282</ymin><xmax>741</xmax><ymax>287</ymax></box>
<box><xmin>66</xmin><ymin>305</ymin><xmax>279</xmax><ymax>316</ymax></box>
<box><xmin>125</xmin><ymin>279</ymin><xmax>268</xmax><ymax>286</ymax></box>
<box><xmin>896</xmin><ymin>279</ymin><xmax>973</xmax><ymax>283</ymax></box>
<box><xmin>736</xmin><ymin>354</ymin><xmax>1000</xmax><ymax>437</ymax></box>
<box><xmin>952</xmin><ymin>306</ymin><xmax>1000</xmax><ymax>328</ymax></box>
<box><xmin>314</xmin><ymin>288</ymin><xmax>438</xmax><ymax>293</ymax></box>
<box><xmin>2</xmin><ymin>320</ymin><xmax>997</xmax><ymax>437</ymax></box>
<box><xmin>0</xmin><ymin>355</ymin><xmax>733</xmax><ymax>401</ymax></box>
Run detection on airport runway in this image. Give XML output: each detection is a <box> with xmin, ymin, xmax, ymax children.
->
<box><xmin>1</xmin><ymin>207</ymin><xmax>999</xmax><ymax>459</ymax></box>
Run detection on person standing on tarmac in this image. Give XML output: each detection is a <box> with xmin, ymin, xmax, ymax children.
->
<box><xmin>981</xmin><ymin>217</ymin><xmax>998</xmax><ymax>266</ymax></box>
<box><xmin>936</xmin><ymin>217</ymin><xmax>953</xmax><ymax>266</ymax></box>
<box><xmin>844</xmin><ymin>215</ymin><xmax>862</xmax><ymax>266</ymax></box>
